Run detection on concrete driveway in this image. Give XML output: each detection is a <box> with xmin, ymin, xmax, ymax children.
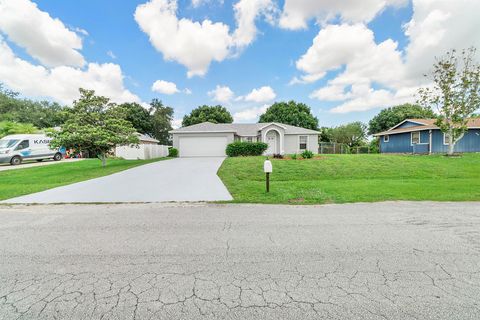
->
<box><xmin>3</xmin><ymin>157</ymin><xmax>232</xmax><ymax>203</ymax></box>
<box><xmin>0</xmin><ymin>202</ymin><xmax>479</xmax><ymax>319</ymax></box>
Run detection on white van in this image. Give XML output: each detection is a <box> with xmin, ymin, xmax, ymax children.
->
<box><xmin>0</xmin><ymin>134</ymin><xmax>63</xmax><ymax>165</ymax></box>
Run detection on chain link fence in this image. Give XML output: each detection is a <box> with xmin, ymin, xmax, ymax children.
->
<box><xmin>318</xmin><ymin>142</ymin><xmax>377</xmax><ymax>154</ymax></box>
<box><xmin>318</xmin><ymin>142</ymin><xmax>348</xmax><ymax>154</ymax></box>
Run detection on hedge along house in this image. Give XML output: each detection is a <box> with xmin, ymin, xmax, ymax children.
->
<box><xmin>170</xmin><ymin>122</ymin><xmax>319</xmax><ymax>157</ymax></box>
<box><xmin>374</xmin><ymin>118</ymin><xmax>480</xmax><ymax>154</ymax></box>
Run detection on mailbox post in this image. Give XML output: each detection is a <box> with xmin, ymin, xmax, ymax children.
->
<box><xmin>264</xmin><ymin>158</ymin><xmax>272</xmax><ymax>192</ymax></box>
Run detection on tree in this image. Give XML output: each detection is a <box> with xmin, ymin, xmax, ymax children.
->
<box><xmin>49</xmin><ymin>89</ymin><xmax>138</xmax><ymax>166</ymax></box>
<box><xmin>368</xmin><ymin>103</ymin><xmax>435</xmax><ymax>135</ymax></box>
<box><xmin>418</xmin><ymin>48</ymin><xmax>480</xmax><ymax>155</ymax></box>
<box><xmin>0</xmin><ymin>121</ymin><xmax>38</xmax><ymax>138</ymax></box>
<box><xmin>120</xmin><ymin>102</ymin><xmax>153</xmax><ymax>135</ymax></box>
<box><xmin>182</xmin><ymin>105</ymin><xmax>233</xmax><ymax>127</ymax></box>
<box><xmin>258</xmin><ymin>101</ymin><xmax>318</xmax><ymax>130</ymax></box>
<box><xmin>330</xmin><ymin>122</ymin><xmax>367</xmax><ymax>148</ymax></box>
<box><xmin>319</xmin><ymin>126</ymin><xmax>333</xmax><ymax>142</ymax></box>
<box><xmin>0</xmin><ymin>84</ymin><xmax>66</xmax><ymax>128</ymax></box>
<box><xmin>149</xmin><ymin>99</ymin><xmax>174</xmax><ymax>145</ymax></box>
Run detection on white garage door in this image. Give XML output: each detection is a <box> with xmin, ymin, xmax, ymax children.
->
<box><xmin>179</xmin><ymin>136</ymin><xmax>228</xmax><ymax>157</ymax></box>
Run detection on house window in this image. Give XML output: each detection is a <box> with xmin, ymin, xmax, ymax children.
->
<box><xmin>383</xmin><ymin>135</ymin><xmax>389</xmax><ymax>143</ymax></box>
<box><xmin>299</xmin><ymin>136</ymin><xmax>308</xmax><ymax>150</ymax></box>
<box><xmin>443</xmin><ymin>133</ymin><xmax>450</xmax><ymax>145</ymax></box>
<box><xmin>411</xmin><ymin>132</ymin><xmax>420</xmax><ymax>145</ymax></box>
<box><xmin>443</xmin><ymin>133</ymin><xmax>461</xmax><ymax>145</ymax></box>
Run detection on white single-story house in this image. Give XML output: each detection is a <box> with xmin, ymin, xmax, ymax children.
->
<box><xmin>170</xmin><ymin>122</ymin><xmax>319</xmax><ymax>157</ymax></box>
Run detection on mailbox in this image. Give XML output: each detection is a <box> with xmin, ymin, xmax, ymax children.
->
<box><xmin>264</xmin><ymin>158</ymin><xmax>272</xmax><ymax>192</ymax></box>
<box><xmin>264</xmin><ymin>159</ymin><xmax>272</xmax><ymax>173</ymax></box>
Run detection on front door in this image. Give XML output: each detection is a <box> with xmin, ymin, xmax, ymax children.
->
<box><xmin>266</xmin><ymin>132</ymin><xmax>277</xmax><ymax>155</ymax></box>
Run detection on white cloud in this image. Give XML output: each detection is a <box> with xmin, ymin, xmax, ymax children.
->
<box><xmin>135</xmin><ymin>0</ymin><xmax>275</xmax><ymax>77</ymax></box>
<box><xmin>232</xmin><ymin>0</ymin><xmax>277</xmax><ymax>49</ymax></box>
<box><xmin>296</xmin><ymin>24</ymin><xmax>404</xmax><ymax>86</ymax></box>
<box><xmin>0</xmin><ymin>0</ymin><xmax>137</xmax><ymax>105</ymax></box>
<box><xmin>208</xmin><ymin>85</ymin><xmax>235</xmax><ymax>103</ymax></box>
<box><xmin>403</xmin><ymin>0</ymin><xmax>480</xmax><ymax>81</ymax></box>
<box><xmin>151</xmin><ymin>80</ymin><xmax>180</xmax><ymax>95</ymax></box>
<box><xmin>107</xmin><ymin>50</ymin><xmax>117</xmax><ymax>59</ymax></box>
<box><xmin>310</xmin><ymin>84</ymin><xmax>351</xmax><ymax>101</ymax></box>
<box><xmin>296</xmin><ymin>24</ymin><xmax>409</xmax><ymax>113</ymax></box>
<box><xmin>184</xmin><ymin>88</ymin><xmax>192</xmax><ymax>95</ymax></box>
<box><xmin>298</xmin><ymin>0</ymin><xmax>480</xmax><ymax>114</ymax></box>
<box><xmin>233</xmin><ymin>104</ymin><xmax>269</xmax><ymax>122</ymax></box>
<box><xmin>279</xmin><ymin>0</ymin><xmax>407</xmax><ymax>30</ymax></box>
<box><xmin>135</xmin><ymin>0</ymin><xmax>232</xmax><ymax>77</ymax></box>
<box><xmin>191</xmin><ymin>0</ymin><xmax>223</xmax><ymax>7</ymax></box>
<box><xmin>329</xmin><ymin>84</ymin><xmax>415</xmax><ymax>114</ymax></box>
<box><xmin>0</xmin><ymin>0</ymin><xmax>85</xmax><ymax>68</ymax></box>
<box><xmin>74</xmin><ymin>27</ymin><xmax>89</xmax><ymax>36</ymax></box>
<box><xmin>0</xmin><ymin>36</ymin><xmax>139</xmax><ymax>105</ymax></box>
<box><xmin>244</xmin><ymin>86</ymin><xmax>276</xmax><ymax>103</ymax></box>
<box><xmin>191</xmin><ymin>0</ymin><xmax>205</xmax><ymax>7</ymax></box>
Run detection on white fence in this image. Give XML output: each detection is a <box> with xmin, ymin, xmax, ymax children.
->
<box><xmin>115</xmin><ymin>144</ymin><xmax>169</xmax><ymax>160</ymax></box>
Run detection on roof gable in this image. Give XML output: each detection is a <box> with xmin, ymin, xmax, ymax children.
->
<box><xmin>390</xmin><ymin>119</ymin><xmax>434</xmax><ymax>130</ymax></box>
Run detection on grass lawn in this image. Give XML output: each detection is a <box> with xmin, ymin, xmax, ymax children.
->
<box><xmin>0</xmin><ymin>158</ymin><xmax>168</xmax><ymax>201</ymax></box>
<box><xmin>218</xmin><ymin>154</ymin><xmax>480</xmax><ymax>204</ymax></box>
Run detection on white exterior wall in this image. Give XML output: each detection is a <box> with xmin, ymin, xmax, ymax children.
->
<box><xmin>115</xmin><ymin>144</ymin><xmax>169</xmax><ymax>160</ymax></box>
<box><xmin>284</xmin><ymin>134</ymin><xmax>319</xmax><ymax>154</ymax></box>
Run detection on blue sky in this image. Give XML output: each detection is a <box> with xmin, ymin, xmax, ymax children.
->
<box><xmin>0</xmin><ymin>0</ymin><xmax>478</xmax><ymax>127</ymax></box>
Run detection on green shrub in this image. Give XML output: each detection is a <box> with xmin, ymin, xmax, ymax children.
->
<box><xmin>168</xmin><ymin>147</ymin><xmax>178</xmax><ymax>157</ymax></box>
<box><xmin>291</xmin><ymin>154</ymin><xmax>297</xmax><ymax>160</ymax></box>
<box><xmin>301</xmin><ymin>150</ymin><xmax>314</xmax><ymax>159</ymax></box>
<box><xmin>226</xmin><ymin>142</ymin><xmax>268</xmax><ymax>157</ymax></box>
<box><xmin>369</xmin><ymin>138</ymin><xmax>380</xmax><ymax>154</ymax></box>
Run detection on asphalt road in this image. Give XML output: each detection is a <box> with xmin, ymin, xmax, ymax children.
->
<box><xmin>0</xmin><ymin>202</ymin><xmax>479</xmax><ymax>320</ymax></box>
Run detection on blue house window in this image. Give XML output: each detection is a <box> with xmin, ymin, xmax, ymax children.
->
<box><xmin>383</xmin><ymin>135</ymin><xmax>389</xmax><ymax>143</ymax></box>
<box><xmin>411</xmin><ymin>132</ymin><xmax>420</xmax><ymax>145</ymax></box>
<box><xmin>443</xmin><ymin>133</ymin><xmax>451</xmax><ymax>145</ymax></box>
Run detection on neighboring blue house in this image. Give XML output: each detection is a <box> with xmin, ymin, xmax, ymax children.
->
<box><xmin>374</xmin><ymin>118</ymin><xmax>480</xmax><ymax>154</ymax></box>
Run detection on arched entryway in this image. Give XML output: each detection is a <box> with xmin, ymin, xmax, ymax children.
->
<box><xmin>265</xmin><ymin>129</ymin><xmax>280</xmax><ymax>155</ymax></box>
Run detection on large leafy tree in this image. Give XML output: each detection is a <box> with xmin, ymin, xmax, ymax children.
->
<box><xmin>258</xmin><ymin>101</ymin><xmax>318</xmax><ymax>130</ymax></box>
<box><xmin>49</xmin><ymin>89</ymin><xmax>138</xmax><ymax>166</ymax></box>
<box><xmin>182</xmin><ymin>105</ymin><xmax>233</xmax><ymax>127</ymax></box>
<box><xmin>330</xmin><ymin>122</ymin><xmax>367</xmax><ymax>148</ymax></box>
<box><xmin>0</xmin><ymin>84</ymin><xmax>66</xmax><ymax>128</ymax></box>
<box><xmin>319</xmin><ymin>126</ymin><xmax>333</xmax><ymax>142</ymax></box>
<box><xmin>149</xmin><ymin>99</ymin><xmax>174</xmax><ymax>145</ymax></box>
<box><xmin>368</xmin><ymin>103</ymin><xmax>435</xmax><ymax>135</ymax></box>
<box><xmin>0</xmin><ymin>121</ymin><xmax>38</xmax><ymax>138</ymax></box>
<box><xmin>120</xmin><ymin>102</ymin><xmax>153</xmax><ymax>135</ymax></box>
<box><xmin>418</xmin><ymin>47</ymin><xmax>480</xmax><ymax>155</ymax></box>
